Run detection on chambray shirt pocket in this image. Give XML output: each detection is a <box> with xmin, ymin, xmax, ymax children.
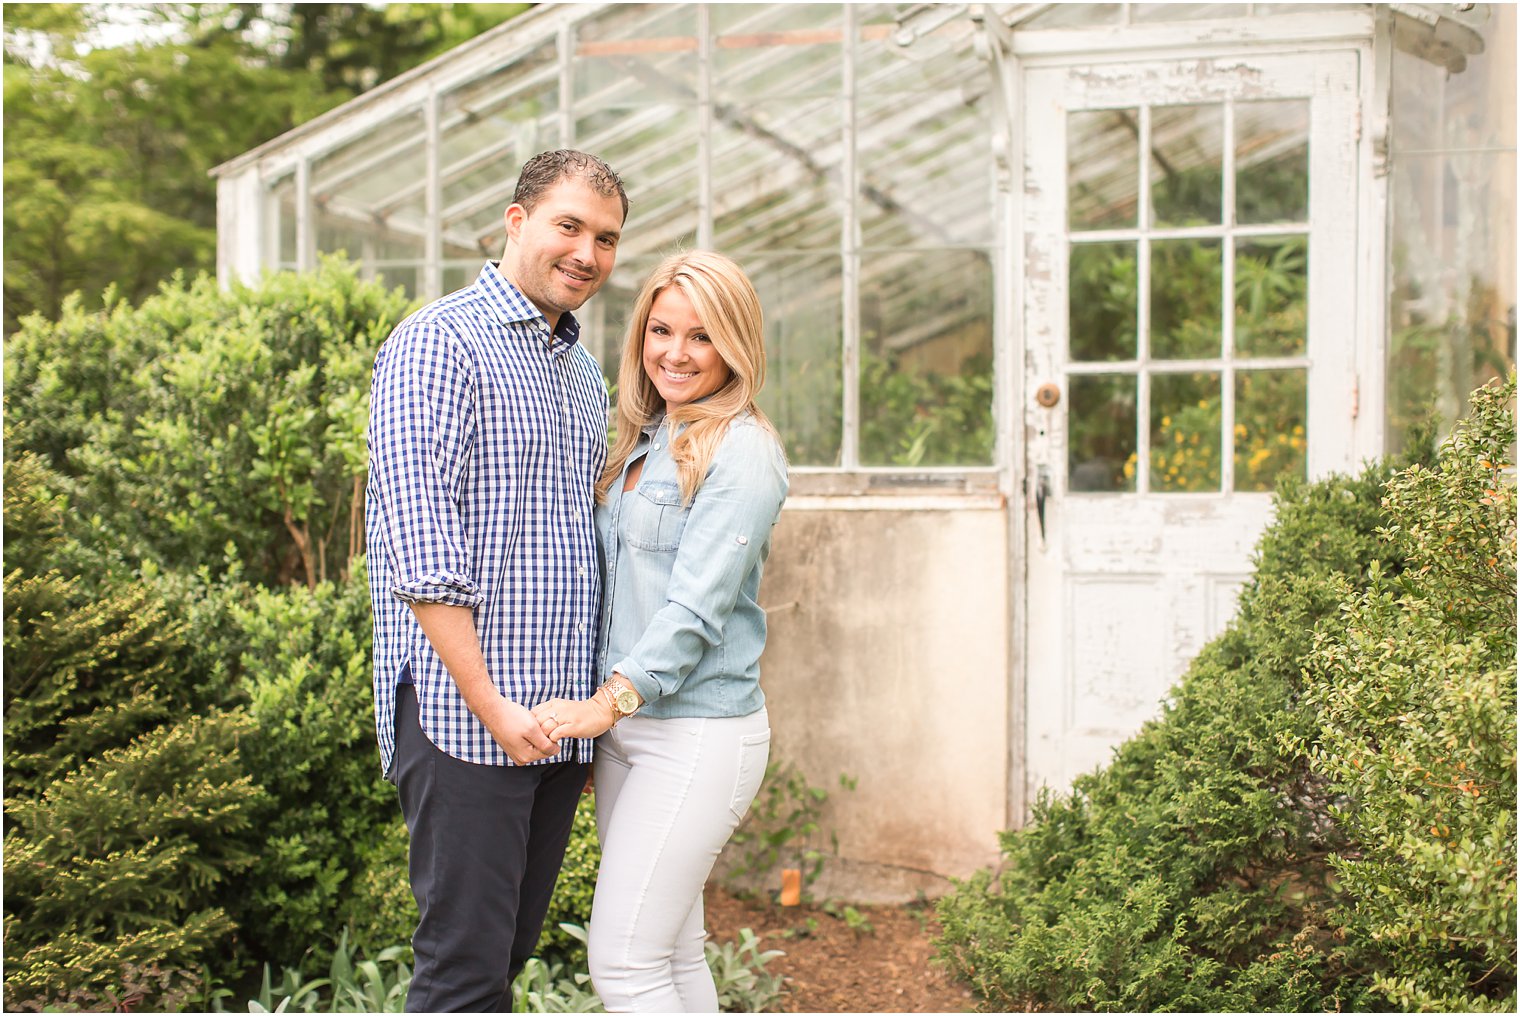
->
<box><xmin>623</xmin><ymin>480</ymin><xmax>689</xmax><ymax>552</ymax></box>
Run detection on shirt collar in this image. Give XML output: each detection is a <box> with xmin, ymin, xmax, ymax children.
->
<box><xmin>477</xmin><ymin>261</ymin><xmax>582</xmax><ymax>347</ymax></box>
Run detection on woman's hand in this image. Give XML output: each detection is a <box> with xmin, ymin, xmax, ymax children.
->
<box><xmin>532</xmin><ymin>693</ymin><xmax>617</xmax><ymax>742</ymax></box>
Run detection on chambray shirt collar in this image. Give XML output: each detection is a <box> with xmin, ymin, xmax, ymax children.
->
<box><xmin>478</xmin><ymin>261</ymin><xmax>582</xmax><ymax>348</ymax></box>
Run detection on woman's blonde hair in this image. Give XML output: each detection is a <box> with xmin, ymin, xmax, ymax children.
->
<box><xmin>598</xmin><ymin>250</ymin><xmax>779</xmax><ymax>504</ymax></box>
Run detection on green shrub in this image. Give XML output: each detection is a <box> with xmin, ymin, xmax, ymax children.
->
<box><xmin>1296</xmin><ymin>376</ymin><xmax>1516</xmax><ymax>1011</ymax></box>
<box><xmin>538</xmin><ymin>797</ymin><xmax>602</xmax><ymax>968</ymax></box>
<box><xmin>3</xmin><ymin>258</ymin><xmax>412</xmax><ymax>588</ymax></box>
<box><xmin>936</xmin><ymin>431</ymin><xmax>1431</xmax><ymax>1010</ymax></box>
<box><xmin>2</xmin><ymin>452</ymin><xmax>266</xmax><ymax>1010</ymax></box>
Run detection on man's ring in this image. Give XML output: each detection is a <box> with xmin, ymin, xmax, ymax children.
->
<box><xmin>550</xmin><ymin>712</ymin><xmax>560</xmax><ymax>724</ymax></box>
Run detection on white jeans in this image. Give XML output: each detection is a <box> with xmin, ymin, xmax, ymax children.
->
<box><xmin>588</xmin><ymin>709</ymin><xmax>771</xmax><ymax>1013</ymax></box>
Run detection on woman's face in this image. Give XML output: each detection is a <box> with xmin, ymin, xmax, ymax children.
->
<box><xmin>642</xmin><ymin>285</ymin><xmax>731</xmax><ymax>408</ymax></box>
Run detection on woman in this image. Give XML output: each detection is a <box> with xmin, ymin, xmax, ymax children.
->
<box><xmin>532</xmin><ymin>249</ymin><xmax>789</xmax><ymax>1012</ymax></box>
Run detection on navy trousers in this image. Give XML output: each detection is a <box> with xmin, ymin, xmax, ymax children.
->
<box><xmin>393</xmin><ymin>688</ymin><xmax>589</xmax><ymax>1012</ymax></box>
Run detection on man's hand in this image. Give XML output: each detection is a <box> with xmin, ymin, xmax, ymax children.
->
<box><xmin>485</xmin><ymin>697</ymin><xmax>561</xmax><ymax>765</ymax></box>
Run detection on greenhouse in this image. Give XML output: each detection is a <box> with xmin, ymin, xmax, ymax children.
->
<box><xmin>215</xmin><ymin>2</ymin><xmax>1515</xmax><ymax>893</ymax></box>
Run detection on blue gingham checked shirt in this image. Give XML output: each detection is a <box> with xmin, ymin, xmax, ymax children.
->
<box><xmin>367</xmin><ymin>262</ymin><xmax>607</xmax><ymax>774</ymax></box>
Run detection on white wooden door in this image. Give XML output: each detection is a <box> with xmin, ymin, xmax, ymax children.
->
<box><xmin>1023</xmin><ymin>52</ymin><xmax>1363</xmax><ymax>796</ymax></box>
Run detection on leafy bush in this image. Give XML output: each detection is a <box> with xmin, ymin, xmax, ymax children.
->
<box><xmin>2</xmin><ymin>451</ymin><xmax>266</xmax><ymax>1010</ymax></box>
<box><xmin>1296</xmin><ymin>376</ymin><xmax>1516</xmax><ymax>1011</ymax></box>
<box><xmin>3</xmin><ymin>258</ymin><xmax>412</xmax><ymax>587</ymax></box>
<box><xmin>936</xmin><ymin>428</ymin><xmax>1432</xmax><ymax>1010</ymax></box>
<box><xmin>940</xmin><ymin>379</ymin><xmax>1515</xmax><ymax>1012</ymax></box>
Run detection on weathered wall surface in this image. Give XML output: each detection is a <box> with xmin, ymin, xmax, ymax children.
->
<box><xmin>749</xmin><ymin>502</ymin><xmax>1009</xmax><ymax>901</ymax></box>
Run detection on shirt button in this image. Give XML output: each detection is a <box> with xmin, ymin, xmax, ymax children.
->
<box><xmin>652</xmin><ymin>443</ymin><xmax>661</xmax><ymax>450</ymax></box>
<box><xmin>578</xmin><ymin>566</ymin><xmax>587</xmax><ymax>577</ymax></box>
<box><xmin>577</xmin><ymin>622</ymin><xmax>586</xmax><ymax>633</ymax></box>
<box><xmin>571</xmin><ymin>510</ymin><xmax>581</xmax><ymax>521</ymax></box>
<box><xmin>736</xmin><ymin>535</ymin><xmax>749</xmax><ymax>545</ymax></box>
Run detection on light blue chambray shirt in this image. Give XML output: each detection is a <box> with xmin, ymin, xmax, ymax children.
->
<box><xmin>367</xmin><ymin>263</ymin><xmax>606</xmax><ymax>774</ymax></box>
<box><xmin>595</xmin><ymin>413</ymin><xmax>788</xmax><ymax>718</ymax></box>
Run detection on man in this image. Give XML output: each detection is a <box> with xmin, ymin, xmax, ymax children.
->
<box><xmin>366</xmin><ymin>149</ymin><xmax>627</xmax><ymax>1012</ymax></box>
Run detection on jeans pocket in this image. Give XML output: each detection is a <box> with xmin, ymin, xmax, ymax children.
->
<box><xmin>727</xmin><ymin>730</ymin><xmax>772</xmax><ymax>821</ymax></box>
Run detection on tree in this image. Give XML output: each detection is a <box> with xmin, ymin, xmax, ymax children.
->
<box><xmin>2</xmin><ymin>3</ymin><xmax>523</xmax><ymax>334</ymax></box>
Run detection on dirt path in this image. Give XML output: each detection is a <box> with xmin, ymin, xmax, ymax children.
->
<box><xmin>703</xmin><ymin>885</ymin><xmax>978</xmax><ymax>1013</ymax></box>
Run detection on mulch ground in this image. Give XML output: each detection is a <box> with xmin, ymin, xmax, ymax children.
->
<box><xmin>703</xmin><ymin>885</ymin><xmax>979</xmax><ymax>1014</ymax></box>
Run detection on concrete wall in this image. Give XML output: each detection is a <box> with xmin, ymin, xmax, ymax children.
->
<box><xmin>746</xmin><ymin>502</ymin><xmax>1010</xmax><ymax>902</ymax></box>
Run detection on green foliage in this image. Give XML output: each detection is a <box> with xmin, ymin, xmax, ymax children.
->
<box><xmin>1296</xmin><ymin>376</ymin><xmax>1517</xmax><ymax>1011</ymax></box>
<box><xmin>706</xmin><ymin>927</ymin><xmax>788</xmax><ymax>1013</ymax></box>
<box><xmin>2</xmin><ymin>450</ymin><xmax>267</xmax><ymax>1010</ymax></box>
<box><xmin>194</xmin><ymin>563</ymin><xmax>398</xmax><ymax>971</ymax></box>
<box><xmin>860</xmin><ymin>351</ymin><xmax>994</xmax><ymax>467</ymax></box>
<box><xmin>940</xmin><ymin>380</ymin><xmax>1513</xmax><ymax>1012</ymax></box>
<box><xmin>723</xmin><ymin>763</ymin><xmax>857</xmax><ymax>901</ymax></box>
<box><xmin>538</xmin><ymin>798</ymin><xmax>604</xmax><ymax>969</ymax></box>
<box><xmin>226</xmin><ymin>924</ymin><xmax>785</xmax><ymax>1014</ymax></box>
<box><xmin>4</xmin><ymin>259</ymin><xmax>413</xmax><ymax>587</ymax></box>
<box><xmin>936</xmin><ymin>435</ymin><xmax>1430</xmax><ymax>1010</ymax></box>
<box><xmin>213</xmin><ymin>929</ymin><xmax>411</xmax><ymax>1014</ymax></box>
<box><xmin>2</xmin><ymin>2</ymin><xmax>524</xmax><ymax>334</ymax></box>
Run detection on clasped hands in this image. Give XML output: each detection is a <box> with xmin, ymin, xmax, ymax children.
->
<box><xmin>502</xmin><ymin>690</ymin><xmax>618</xmax><ymax>765</ymax></box>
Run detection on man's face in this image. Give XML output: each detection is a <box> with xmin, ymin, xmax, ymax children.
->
<box><xmin>501</xmin><ymin>177</ymin><xmax>624</xmax><ymax>325</ymax></box>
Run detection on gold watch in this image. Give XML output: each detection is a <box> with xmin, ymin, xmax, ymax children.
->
<box><xmin>602</xmin><ymin>680</ymin><xmax>641</xmax><ymax>722</ymax></box>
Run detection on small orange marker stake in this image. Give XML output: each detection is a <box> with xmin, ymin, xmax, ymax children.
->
<box><xmin>779</xmin><ymin>867</ymin><xmax>802</xmax><ymax>906</ymax></box>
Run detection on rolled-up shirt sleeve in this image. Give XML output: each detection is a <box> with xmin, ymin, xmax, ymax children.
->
<box><xmin>614</xmin><ymin>423</ymin><xmax>788</xmax><ymax>704</ymax></box>
<box><xmin>368</xmin><ymin>319</ymin><xmax>485</xmax><ymax>608</ymax></box>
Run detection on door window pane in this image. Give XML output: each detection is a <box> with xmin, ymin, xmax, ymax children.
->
<box><xmin>1069</xmin><ymin>374</ymin><xmax>1138</xmax><ymax>492</ymax></box>
<box><xmin>1151</xmin><ymin>103</ymin><xmax>1224</xmax><ymax>227</ymax></box>
<box><xmin>1150</xmin><ymin>372</ymin><xmax>1221</xmax><ymax>491</ymax></box>
<box><xmin>1236</xmin><ymin>99</ymin><xmax>1309</xmax><ymax>224</ymax></box>
<box><xmin>860</xmin><ymin>250</ymin><xmax>994</xmax><ymax>467</ymax></box>
<box><xmin>1235</xmin><ymin>235</ymin><xmax>1307</xmax><ymax>356</ymax></box>
<box><xmin>1070</xmin><ymin>242</ymin><xmax>1138</xmax><ymax>362</ymax></box>
<box><xmin>1151</xmin><ymin>239</ymin><xmax>1222</xmax><ymax>359</ymax></box>
<box><xmin>1069</xmin><ymin>109</ymin><xmax>1139</xmax><ymax>230</ymax></box>
<box><xmin>1235</xmin><ymin>368</ymin><xmax>1307</xmax><ymax>491</ymax></box>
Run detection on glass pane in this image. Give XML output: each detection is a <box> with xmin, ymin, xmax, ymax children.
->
<box><xmin>1387</xmin><ymin>4</ymin><xmax>1518</xmax><ymax>453</ymax></box>
<box><xmin>576</xmin><ymin>254</ymin><xmax>667</xmax><ymax>389</ymax></box>
<box><xmin>575</xmin><ymin>104</ymin><xmax>698</xmax><ymax>259</ymax></box>
<box><xmin>311</xmin><ymin>109</ymin><xmax>427</xmax><ymax>263</ymax></box>
<box><xmin>442</xmin><ymin>263</ymin><xmax>476</xmax><ymax>296</ymax></box>
<box><xmin>1151</xmin><ymin>239</ymin><xmax>1222</xmax><ymax>359</ymax></box>
<box><xmin>713</xmin><ymin>99</ymin><xmax>842</xmax><ymax>251</ymax></box>
<box><xmin>1069</xmin><ymin>374</ymin><xmax>1137</xmax><ymax>492</ymax></box>
<box><xmin>855</xmin><ymin>3</ymin><xmax>978</xmax><ymax>91</ymax></box>
<box><xmin>1023</xmin><ymin>4</ymin><xmax>1123</xmax><ymax>28</ymax></box>
<box><xmin>373</xmin><ymin>265</ymin><xmax>421</xmax><ymax>304</ymax></box>
<box><xmin>1235</xmin><ymin>235</ymin><xmax>1307</xmax><ymax>356</ymax></box>
<box><xmin>714</xmin><ymin>4</ymin><xmax>841</xmax><ymax>100</ymax></box>
<box><xmin>574</xmin><ymin>4</ymin><xmax>699</xmax><ymax>103</ymax></box>
<box><xmin>1133</xmin><ymin>4</ymin><xmax>1249</xmax><ymax>21</ymax></box>
<box><xmin>858</xmin><ymin>87</ymin><xmax>992</xmax><ymax>248</ymax></box>
<box><xmin>1069</xmin><ymin>241</ymin><xmax>1137</xmax><ymax>362</ymax></box>
<box><xmin>1237</xmin><ymin>100</ymin><xmax>1309</xmax><ymax>224</ymax></box>
<box><xmin>1151</xmin><ymin>103</ymin><xmax>1224</xmax><ymax>227</ymax></box>
<box><xmin>860</xmin><ymin>250</ymin><xmax>994</xmax><ymax>467</ymax></box>
<box><xmin>748</xmin><ymin>254</ymin><xmax>843</xmax><ymax>466</ymax></box>
<box><xmin>1069</xmin><ymin>109</ymin><xmax>1139</xmax><ymax>230</ymax></box>
<box><xmin>1235</xmin><ymin>368</ymin><xmax>1307</xmax><ymax>492</ymax></box>
<box><xmin>440</xmin><ymin>41</ymin><xmax>560</xmax><ymax>259</ymax></box>
<box><xmin>273</xmin><ymin>175</ymin><xmax>297</xmax><ymax>267</ymax></box>
<box><xmin>1150</xmin><ymin>371</ymin><xmax>1221</xmax><ymax>492</ymax></box>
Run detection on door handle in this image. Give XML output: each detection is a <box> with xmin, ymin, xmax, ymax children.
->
<box><xmin>1035</xmin><ymin>466</ymin><xmax>1051</xmax><ymax>542</ymax></box>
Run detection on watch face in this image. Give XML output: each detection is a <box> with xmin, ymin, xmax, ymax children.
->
<box><xmin>614</xmin><ymin>687</ymin><xmax>639</xmax><ymax>713</ymax></box>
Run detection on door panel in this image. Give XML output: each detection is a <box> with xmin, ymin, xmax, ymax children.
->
<box><xmin>1023</xmin><ymin>52</ymin><xmax>1361</xmax><ymax>796</ymax></box>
